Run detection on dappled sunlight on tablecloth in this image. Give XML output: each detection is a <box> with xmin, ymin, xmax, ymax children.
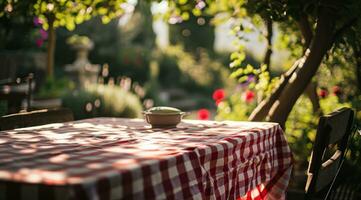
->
<box><xmin>0</xmin><ymin>117</ymin><xmax>291</xmax><ymax>200</ymax></box>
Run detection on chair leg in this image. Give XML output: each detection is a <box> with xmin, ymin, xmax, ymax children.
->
<box><xmin>26</xmin><ymin>73</ymin><xmax>33</xmax><ymax>111</ymax></box>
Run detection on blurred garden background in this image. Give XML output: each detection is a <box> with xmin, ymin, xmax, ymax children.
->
<box><xmin>1</xmin><ymin>0</ymin><xmax>361</xmax><ymax>192</ymax></box>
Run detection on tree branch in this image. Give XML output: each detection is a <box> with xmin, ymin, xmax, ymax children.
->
<box><xmin>332</xmin><ymin>17</ymin><xmax>358</xmax><ymax>43</ymax></box>
<box><xmin>297</xmin><ymin>13</ymin><xmax>313</xmax><ymax>48</ymax></box>
<box><xmin>263</xmin><ymin>16</ymin><xmax>273</xmax><ymax>72</ymax></box>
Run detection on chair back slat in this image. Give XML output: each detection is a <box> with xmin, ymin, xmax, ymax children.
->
<box><xmin>305</xmin><ymin>107</ymin><xmax>354</xmax><ymax>198</ymax></box>
<box><xmin>0</xmin><ymin>108</ymin><xmax>74</xmax><ymax>131</ymax></box>
<box><xmin>314</xmin><ymin>150</ymin><xmax>342</xmax><ymax>192</ymax></box>
<box><xmin>326</xmin><ymin>108</ymin><xmax>354</xmax><ymax>145</ymax></box>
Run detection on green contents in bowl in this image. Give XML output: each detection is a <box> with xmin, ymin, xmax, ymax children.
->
<box><xmin>146</xmin><ymin>106</ymin><xmax>182</xmax><ymax>115</ymax></box>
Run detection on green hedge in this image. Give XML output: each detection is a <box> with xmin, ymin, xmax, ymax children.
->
<box><xmin>156</xmin><ymin>45</ymin><xmax>232</xmax><ymax>94</ymax></box>
<box><xmin>62</xmin><ymin>84</ymin><xmax>142</xmax><ymax>120</ymax></box>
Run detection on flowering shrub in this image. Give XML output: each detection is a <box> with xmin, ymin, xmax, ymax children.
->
<box><xmin>35</xmin><ymin>39</ymin><xmax>43</xmax><ymax>47</ymax></box>
<box><xmin>33</xmin><ymin>17</ymin><xmax>48</xmax><ymax>47</ymax></box>
<box><xmin>198</xmin><ymin>109</ymin><xmax>210</xmax><ymax>120</ymax></box>
<box><xmin>243</xmin><ymin>90</ymin><xmax>255</xmax><ymax>103</ymax></box>
<box><xmin>332</xmin><ymin>85</ymin><xmax>342</xmax><ymax>96</ymax></box>
<box><xmin>33</xmin><ymin>17</ymin><xmax>43</xmax><ymax>26</ymax></box>
<box><xmin>39</xmin><ymin>29</ymin><xmax>48</xmax><ymax>40</ymax></box>
<box><xmin>215</xmin><ymin>88</ymin><xmax>257</xmax><ymax>121</ymax></box>
<box><xmin>318</xmin><ymin>88</ymin><xmax>328</xmax><ymax>98</ymax></box>
<box><xmin>212</xmin><ymin>89</ymin><xmax>225</xmax><ymax>105</ymax></box>
<box><xmin>212</xmin><ymin>89</ymin><xmax>225</xmax><ymax>101</ymax></box>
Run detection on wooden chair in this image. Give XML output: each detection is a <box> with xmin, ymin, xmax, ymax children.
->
<box><xmin>0</xmin><ymin>73</ymin><xmax>34</xmax><ymax>114</ymax></box>
<box><xmin>305</xmin><ymin>107</ymin><xmax>355</xmax><ymax>199</ymax></box>
<box><xmin>0</xmin><ymin>108</ymin><xmax>74</xmax><ymax>131</ymax></box>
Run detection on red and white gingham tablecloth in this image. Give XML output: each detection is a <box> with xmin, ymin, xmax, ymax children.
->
<box><xmin>0</xmin><ymin>118</ymin><xmax>293</xmax><ymax>200</ymax></box>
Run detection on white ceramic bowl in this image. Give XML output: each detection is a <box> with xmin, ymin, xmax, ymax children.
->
<box><xmin>143</xmin><ymin>107</ymin><xmax>185</xmax><ymax>128</ymax></box>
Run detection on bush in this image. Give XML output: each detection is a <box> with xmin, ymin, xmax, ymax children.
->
<box><xmin>62</xmin><ymin>84</ymin><xmax>142</xmax><ymax>120</ymax></box>
<box><xmin>156</xmin><ymin>45</ymin><xmax>232</xmax><ymax>94</ymax></box>
<box><xmin>111</xmin><ymin>46</ymin><xmax>152</xmax><ymax>84</ymax></box>
<box><xmin>215</xmin><ymin>89</ymin><xmax>257</xmax><ymax>121</ymax></box>
<box><xmin>37</xmin><ymin>77</ymin><xmax>75</xmax><ymax>98</ymax></box>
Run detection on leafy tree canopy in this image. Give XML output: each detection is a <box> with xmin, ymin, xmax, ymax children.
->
<box><xmin>1</xmin><ymin>0</ymin><xmax>129</xmax><ymax>31</ymax></box>
<box><xmin>2</xmin><ymin>0</ymin><xmax>361</xmax><ymax>126</ymax></box>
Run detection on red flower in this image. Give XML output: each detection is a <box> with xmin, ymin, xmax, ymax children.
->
<box><xmin>33</xmin><ymin>17</ymin><xmax>43</xmax><ymax>26</ymax></box>
<box><xmin>215</xmin><ymin>99</ymin><xmax>222</xmax><ymax>106</ymax></box>
<box><xmin>332</xmin><ymin>86</ymin><xmax>342</xmax><ymax>96</ymax></box>
<box><xmin>39</xmin><ymin>29</ymin><xmax>48</xmax><ymax>39</ymax></box>
<box><xmin>36</xmin><ymin>38</ymin><xmax>43</xmax><ymax>47</ymax></box>
<box><xmin>318</xmin><ymin>89</ymin><xmax>328</xmax><ymax>98</ymax></box>
<box><xmin>244</xmin><ymin>90</ymin><xmax>255</xmax><ymax>103</ymax></box>
<box><xmin>198</xmin><ymin>109</ymin><xmax>210</xmax><ymax>120</ymax></box>
<box><xmin>212</xmin><ymin>89</ymin><xmax>225</xmax><ymax>102</ymax></box>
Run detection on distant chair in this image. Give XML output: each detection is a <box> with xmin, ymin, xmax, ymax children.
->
<box><xmin>287</xmin><ymin>107</ymin><xmax>356</xmax><ymax>200</ymax></box>
<box><xmin>0</xmin><ymin>73</ymin><xmax>34</xmax><ymax>114</ymax></box>
<box><xmin>0</xmin><ymin>108</ymin><xmax>74</xmax><ymax>131</ymax></box>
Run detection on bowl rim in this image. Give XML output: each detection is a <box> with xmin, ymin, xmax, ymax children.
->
<box><xmin>142</xmin><ymin>111</ymin><xmax>186</xmax><ymax>116</ymax></box>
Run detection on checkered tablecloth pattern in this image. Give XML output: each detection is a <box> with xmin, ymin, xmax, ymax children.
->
<box><xmin>0</xmin><ymin>118</ymin><xmax>292</xmax><ymax>200</ymax></box>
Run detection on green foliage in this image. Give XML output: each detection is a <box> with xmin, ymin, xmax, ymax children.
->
<box><xmin>156</xmin><ymin>45</ymin><xmax>232</xmax><ymax>94</ymax></box>
<box><xmin>32</xmin><ymin>0</ymin><xmax>127</xmax><ymax>31</ymax></box>
<box><xmin>229</xmin><ymin>50</ymin><xmax>278</xmax><ymax>99</ymax></box>
<box><xmin>62</xmin><ymin>89</ymin><xmax>98</xmax><ymax>119</ymax></box>
<box><xmin>62</xmin><ymin>84</ymin><xmax>142</xmax><ymax>120</ymax></box>
<box><xmin>54</xmin><ymin>17</ymin><xmax>119</xmax><ymax>73</ymax></box>
<box><xmin>143</xmin><ymin>78</ymin><xmax>164</xmax><ymax>106</ymax></box>
<box><xmin>275</xmin><ymin>24</ymin><xmax>303</xmax><ymax>59</ymax></box>
<box><xmin>285</xmin><ymin>97</ymin><xmax>316</xmax><ymax>167</ymax></box>
<box><xmin>0</xmin><ymin>1</ymin><xmax>39</xmax><ymax>50</ymax></box>
<box><xmin>0</xmin><ymin>24</ymin><xmax>37</xmax><ymax>50</ymax></box>
<box><xmin>163</xmin><ymin>0</ymin><xmax>204</xmax><ymax>21</ymax></box>
<box><xmin>0</xmin><ymin>0</ymin><xmax>129</xmax><ymax>32</ymax></box>
<box><xmin>112</xmin><ymin>46</ymin><xmax>152</xmax><ymax>83</ymax></box>
<box><xmin>215</xmin><ymin>90</ymin><xmax>256</xmax><ymax>121</ymax></box>
<box><xmin>66</xmin><ymin>34</ymin><xmax>91</xmax><ymax>46</ymax></box>
<box><xmin>55</xmin><ymin>13</ymin><xmax>155</xmax><ymax>84</ymax></box>
<box><xmin>37</xmin><ymin>77</ymin><xmax>75</xmax><ymax>98</ymax></box>
<box><xmin>169</xmin><ymin>15</ymin><xmax>215</xmax><ymax>53</ymax></box>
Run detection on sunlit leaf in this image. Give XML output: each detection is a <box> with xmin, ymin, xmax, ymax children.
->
<box><xmin>65</xmin><ymin>21</ymin><xmax>75</xmax><ymax>30</ymax></box>
<box><xmin>181</xmin><ymin>12</ymin><xmax>190</xmax><ymax>20</ymax></box>
<box><xmin>178</xmin><ymin>0</ymin><xmax>188</xmax><ymax>5</ymax></box>
<box><xmin>101</xmin><ymin>16</ymin><xmax>111</xmax><ymax>24</ymax></box>
<box><xmin>192</xmin><ymin>8</ymin><xmax>201</xmax><ymax>16</ymax></box>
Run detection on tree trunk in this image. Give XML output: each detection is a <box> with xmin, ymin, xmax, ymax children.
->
<box><xmin>46</xmin><ymin>17</ymin><xmax>55</xmax><ymax>79</ymax></box>
<box><xmin>298</xmin><ymin>13</ymin><xmax>313</xmax><ymax>49</ymax></box>
<box><xmin>248</xmin><ymin>59</ymin><xmax>300</xmax><ymax>121</ymax></box>
<box><xmin>268</xmin><ymin>5</ymin><xmax>336</xmax><ymax>128</ymax></box>
<box><xmin>249</xmin><ymin>14</ymin><xmax>312</xmax><ymax>121</ymax></box>
<box><xmin>263</xmin><ymin>17</ymin><xmax>273</xmax><ymax>72</ymax></box>
<box><xmin>305</xmin><ymin>81</ymin><xmax>322</xmax><ymax>115</ymax></box>
<box><xmin>299</xmin><ymin>14</ymin><xmax>322</xmax><ymax>115</ymax></box>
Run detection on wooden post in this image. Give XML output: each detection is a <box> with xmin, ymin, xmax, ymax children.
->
<box><xmin>46</xmin><ymin>16</ymin><xmax>56</xmax><ymax>79</ymax></box>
